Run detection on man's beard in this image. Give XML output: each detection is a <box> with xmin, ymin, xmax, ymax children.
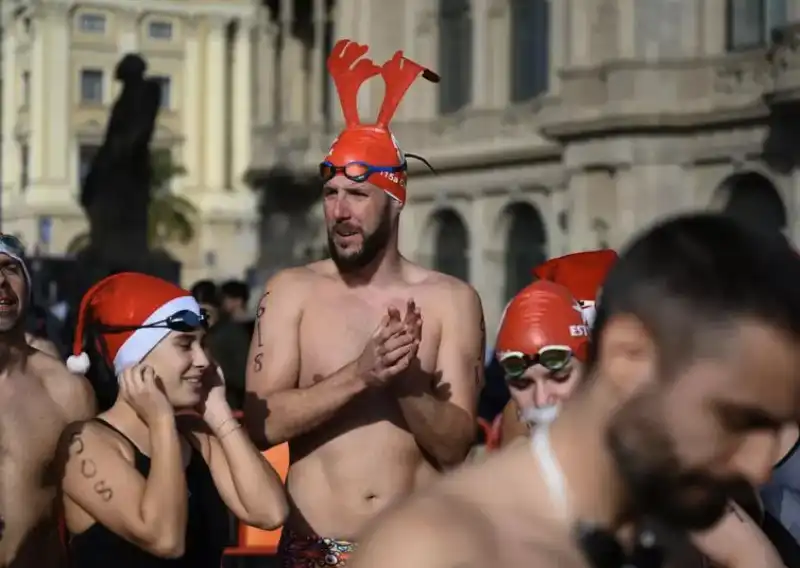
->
<box><xmin>606</xmin><ymin>393</ymin><xmax>741</xmax><ymax>531</ymax></box>
<box><xmin>328</xmin><ymin>202</ymin><xmax>392</xmax><ymax>273</ymax></box>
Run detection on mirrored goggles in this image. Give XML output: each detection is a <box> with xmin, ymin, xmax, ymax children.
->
<box><xmin>98</xmin><ymin>309</ymin><xmax>208</xmax><ymax>334</ymax></box>
<box><xmin>499</xmin><ymin>346</ymin><xmax>573</xmax><ymax>378</ymax></box>
<box><xmin>319</xmin><ymin>160</ymin><xmax>406</xmax><ymax>184</ymax></box>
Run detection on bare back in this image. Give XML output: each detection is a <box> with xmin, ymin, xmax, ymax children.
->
<box><xmin>350</xmin><ymin>441</ymin><xmax>588</xmax><ymax>568</ymax></box>
<box><xmin>0</xmin><ymin>349</ymin><xmax>95</xmax><ymax>567</ymax></box>
<box><xmin>247</xmin><ymin>258</ymin><xmax>482</xmax><ymax>540</ymax></box>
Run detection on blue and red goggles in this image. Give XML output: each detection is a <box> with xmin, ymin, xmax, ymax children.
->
<box><xmin>319</xmin><ymin>160</ymin><xmax>407</xmax><ymax>184</ymax></box>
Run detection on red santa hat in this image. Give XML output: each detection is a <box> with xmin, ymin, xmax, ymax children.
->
<box><xmin>66</xmin><ymin>272</ymin><xmax>201</xmax><ymax>375</ymax></box>
<box><xmin>532</xmin><ymin>249</ymin><xmax>618</xmax><ymax>327</ymax></box>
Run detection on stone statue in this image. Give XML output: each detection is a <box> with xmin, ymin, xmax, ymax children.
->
<box><xmin>71</xmin><ymin>52</ymin><xmax>180</xmax><ymax>320</ymax></box>
<box><xmin>80</xmin><ymin>53</ymin><xmax>161</xmax><ymax>257</ymax></box>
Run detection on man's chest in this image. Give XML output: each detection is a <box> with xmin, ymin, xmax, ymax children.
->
<box><xmin>298</xmin><ymin>290</ymin><xmax>441</xmax><ymax>379</ymax></box>
<box><xmin>0</xmin><ymin>380</ymin><xmax>65</xmax><ymax>472</ymax></box>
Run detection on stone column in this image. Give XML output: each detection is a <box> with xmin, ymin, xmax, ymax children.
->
<box><xmin>614</xmin><ymin>167</ymin><xmax>637</xmax><ymax>247</ymax></box>
<box><xmin>181</xmin><ymin>17</ymin><xmax>202</xmax><ymax>192</ymax></box>
<box><xmin>701</xmin><ymin>0</ymin><xmax>725</xmax><ymax>56</ymax></box>
<box><xmin>487</xmin><ymin>0</ymin><xmax>510</xmax><ymax>106</ymax></box>
<box><xmin>255</xmin><ymin>9</ymin><xmax>278</xmax><ymax>126</ymax></box>
<box><xmin>548</xmin><ymin>0</ymin><xmax>567</xmax><ymax>93</ymax></box>
<box><xmin>411</xmin><ymin>5</ymin><xmax>438</xmax><ymax>119</ymax></box>
<box><xmin>617</xmin><ymin>0</ymin><xmax>636</xmax><ymax>58</ymax></box>
<box><xmin>1</xmin><ymin>23</ymin><xmax>18</xmax><ymax>195</ymax></box>
<box><xmin>566</xmin><ymin>169</ymin><xmax>591</xmax><ymax>251</ymax></box>
<box><xmin>30</xmin><ymin>2</ymin><xmax>71</xmax><ymax>199</ymax></box>
<box><xmin>569</xmin><ymin>0</ymin><xmax>591</xmax><ymax>66</ymax></box>
<box><xmin>309</xmin><ymin>0</ymin><xmax>326</xmax><ymax>124</ymax></box>
<box><xmin>231</xmin><ymin>19</ymin><xmax>254</xmax><ymax>190</ymax></box>
<box><xmin>203</xmin><ymin>16</ymin><xmax>228</xmax><ymax>190</ymax></box>
<box><xmin>471</xmin><ymin>0</ymin><xmax>490</xmax><ymax>108</ymax></box>
<box><xmin>279</xmin><ymin>0</ymin><xmax>304</xmax><ymax>124</ymax></box>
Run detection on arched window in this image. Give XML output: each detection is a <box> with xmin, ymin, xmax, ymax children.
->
<box><xmin>432</xmin><ymin>208</ymin><xmax>470</xmax><ymax>282</ymax></box>
<box><xmin>502</xmin><ymin>202</ymin><xmax>547</xmax><ymax>302</ymax></box>
<box><xmin>716</xmin><ymin>171</ymin><xmax>787</xmax><ymax>233</ymax></box>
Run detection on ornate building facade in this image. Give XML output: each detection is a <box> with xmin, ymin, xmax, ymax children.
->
<box><xmin>250</xmin><ymin>0</ymin><xmax>800</xmax><ymax>340</ymax></box>
<box><xmin>1</xmin><ymin>0</ymin><xmax>259</xmax><ymax>285</ymax></box>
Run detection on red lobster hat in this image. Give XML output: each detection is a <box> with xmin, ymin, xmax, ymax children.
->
<box><xmin>533</xmin><ymin>250</ymin><xmax>618</xmax><ymax>327</ymax></box>
<box><xmin>321</xmin><ymin>39</ymin><xmax>439</xmax><ymax>204</ymax></box>
<box><xmin>66</xmin><ymin>273</ymin><xmax>201</xmax><ymax>376</ymax></box>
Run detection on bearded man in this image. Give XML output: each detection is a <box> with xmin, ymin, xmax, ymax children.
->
<box><xmin>244</xmin><ymin>39</ymin><xmax>483</xmax><ymax>567</ymax></box>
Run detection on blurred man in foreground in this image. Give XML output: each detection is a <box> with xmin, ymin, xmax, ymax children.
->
<box><xmin>351</xmin><ymin>213</ymin><xmax>800</xmax><ymax>568</ymax></box>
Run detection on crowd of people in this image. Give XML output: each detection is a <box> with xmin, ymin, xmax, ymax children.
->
<box><xmin>0</xmin><ymin>36</ymin><xmax>800</xmax><ymax>568</ymax></box>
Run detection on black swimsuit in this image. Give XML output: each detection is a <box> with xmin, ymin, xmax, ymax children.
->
<box><xmin>68</xmin><ymin>418</ymin><xmax>228</xmax><ymax>568</ymax></box>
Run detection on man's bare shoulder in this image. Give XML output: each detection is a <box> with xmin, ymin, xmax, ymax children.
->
<box><xmin>34</xmin><ymin>352</ymin><xmax>96</xmax><ymax>421</ymax></box>
<box><xmin>264</xmin><ymin>262</ymin><xmax>339</xmax><ymax>296</ymax></box>
<box><xmin>405</xmin><ymin>263</ymin><xmax>480</xmax><ymax>310</ymax></box>
<box><xmin>25</xmin><ymin>333</ymin><xmax>61</xmax><ymax>358</ymax></box>
<box><xmin>352</xmin><ymin>492</ymin><xmax>498</xmax><ymax>568</ymax></box>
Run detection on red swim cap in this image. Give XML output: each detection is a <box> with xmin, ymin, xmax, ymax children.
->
<box><xmin>496</xmin><ymin>280</ymin><xmax>588</xmax><ymax>360</ymax></box>
<box><xmin>322</xmin><ymin>39</ymin><xmax>438</xmax><ymax>204</ymax></box>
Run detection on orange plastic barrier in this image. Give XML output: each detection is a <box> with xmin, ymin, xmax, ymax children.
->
<box><xmin>223</xmin><ymin>442</ymin><xmax>289</xmax><ymax>556</ymax></box>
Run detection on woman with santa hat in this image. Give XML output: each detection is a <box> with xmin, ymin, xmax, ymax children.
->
<box><xmin>60</xmin><ymin>272</ymin><xmax>288</xmax><ymax>568</ymax></box>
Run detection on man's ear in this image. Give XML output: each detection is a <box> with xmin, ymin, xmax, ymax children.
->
<box><xmin>596</xmin><ymin>314</ymin><xmax>657</xmax><ymax>397</ymax></box>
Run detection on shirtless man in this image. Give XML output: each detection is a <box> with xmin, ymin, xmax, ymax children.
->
<box><xmin>487</xmin><ymin>275</ymin><xmax>788</xmax><ymax>568</ymax></box>
<box><xmin>350</xmin><ymin>213</ymin><xmax>800</xmax><ymax>568</ymax></box>
<box><xmin>244</xmin><ymin>40</ymin><xmax>482</xmax><ymax>566</ymax></box>
<box><xmin>0</xmin><ymin>235</ymin><xmax>95</xmax><ymax>567</ymax></box>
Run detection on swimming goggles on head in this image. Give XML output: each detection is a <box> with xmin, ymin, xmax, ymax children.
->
<box><xmin>319</xmin><ymin>160</ymin><xmax>407</xmax><ymax>184</ymax></box>
<box><xmin>97</xmin><ymin>309</ymin><xmax>208</xmax><ymax>334</ymax></box>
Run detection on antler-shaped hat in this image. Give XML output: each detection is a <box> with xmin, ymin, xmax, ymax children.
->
<box><xmin>322</xmin><ymin>39</ymin><xmax>439</xmax><ymax>204</ymax></box>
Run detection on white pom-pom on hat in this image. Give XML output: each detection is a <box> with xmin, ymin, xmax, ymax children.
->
<box><xmin>66</xmin><ymin>352</ymin><xmax>91</xmax><ymax>374</ymax></box>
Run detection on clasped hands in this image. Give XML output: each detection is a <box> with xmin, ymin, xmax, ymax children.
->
<box><xmin>357</xmin><ymin>299</ymin><xmax>422</xmax><ymax>387</ymax></box>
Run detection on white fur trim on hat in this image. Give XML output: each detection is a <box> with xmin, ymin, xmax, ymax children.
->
<box><xmin>581</xmin><ymin>301</ymin><xmax>597</xmax><ymax>329</ymax></box>
<box><xmin>67</xmin><ymin>352</ymin><xmax>91</xmax><ymax>374</ymax></box>
<box><xmin>113</xmin><ymin>295</ymin><xmax>200</xmax><ymax>374</ymax></box>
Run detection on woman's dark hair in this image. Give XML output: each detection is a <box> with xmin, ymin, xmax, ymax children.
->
<box><xmin>80</xmin><ymin>309</ymin><xmax>119</xmax><ymax>412</ymax></box>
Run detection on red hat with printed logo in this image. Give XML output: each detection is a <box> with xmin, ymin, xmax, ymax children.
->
<box><xmin>496</xmin><ymin>280</ymin><xmax>588</xmax><ymax>360</ymax></box>
<box><xmin>320</xmin><ymin>39</ymin><xmax>440</xmax><ymax>204</ymax></box>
